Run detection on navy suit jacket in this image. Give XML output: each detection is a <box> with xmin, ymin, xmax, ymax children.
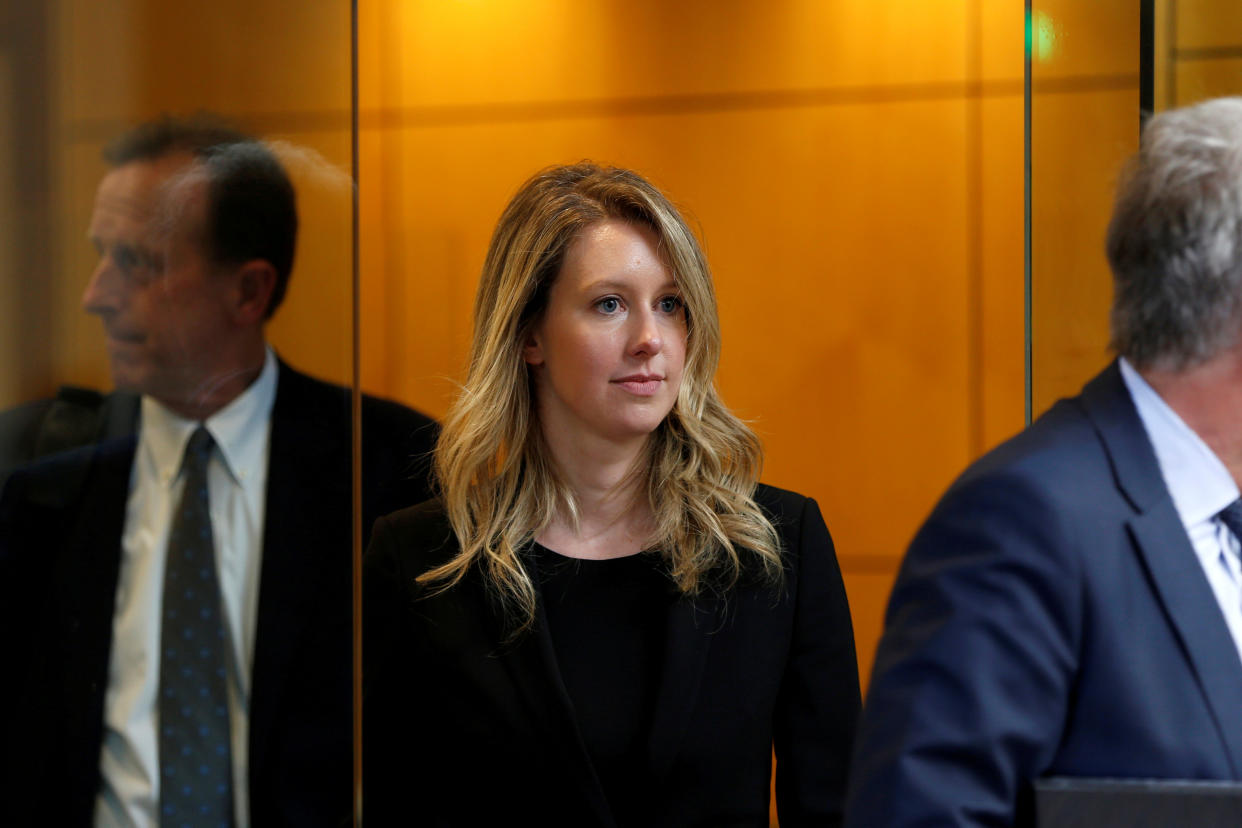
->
<box><xmin>845</xmin><ymin>361</ymin><xmax>1242</xmax><ymax>827</ymax></box>
<box><xmin>363</xmin><ymin>484</ymin><xmax>861</xmax><ymax>827</ymax></box>
<box><xmin>0</xmin><ymin>361</ymin><xmax>437</xmax><ymax>826</ymax></box>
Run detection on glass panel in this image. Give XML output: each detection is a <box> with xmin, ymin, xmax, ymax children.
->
<box><xmin>1028</xmin><ymin>0</ymin><xmax>1242</xmax><ymax>414</ymax></box>
<box><xmin>1154</xmin><ymin>0</ymin><xmax>1242</xmax><ymax>110</ymax></box>
<box><xmin>0</xmin><ymin>1</ymin><xmax>359</xmax><ymax>824</ymax></box>
<box><xmin>1028</xmin><ymin>0</ymin><xmax>1140</xmax><ymax>414</ymax></box>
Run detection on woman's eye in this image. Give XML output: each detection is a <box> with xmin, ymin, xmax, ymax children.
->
<box><xmin>658</xmin><ymin>295</ymin><xmax>683</xmax><ymax>313</ymax></box>
<box><xmin>596</xmin><ymin>297</ymin><xmax>621</xmax><ymax>313</ymax></box>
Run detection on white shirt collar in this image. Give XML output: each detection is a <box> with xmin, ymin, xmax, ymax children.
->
<box><xmin>138</xmin><ymin>348</ymin><xmax>279</xmax><ymax>491</ymax></box>
<box><xmin>1119</xmin><ymin>356</ymin><xmax>1238</xmax><ymax>528</ymax></box>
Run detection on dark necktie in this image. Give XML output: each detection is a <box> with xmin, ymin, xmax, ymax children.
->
<box><xmin>1219</xmin><ymin>499</ymin><xmax>1242</xmax><ymax>546</ymax></box>
<box><xmin>159</xmin><ymin>426</ymin><xmax>234</xmax><ymax>827</ymax></box>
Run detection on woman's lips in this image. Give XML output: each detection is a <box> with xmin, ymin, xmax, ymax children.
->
<box><xmin>613</xmin><ymin>375</ymin><xmax>663</xmax><ymax>396</ymax></box>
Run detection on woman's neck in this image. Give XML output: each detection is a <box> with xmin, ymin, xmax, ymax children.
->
<box><xmin>536</xmin><ymin>427</ymin><xmax>653</xmax><ymax>560</ymax></box>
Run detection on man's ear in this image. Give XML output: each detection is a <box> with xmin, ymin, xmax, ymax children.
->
<box><xmin>233</xmin><ymin>260</ymin><xmax>278</xmax><ymax>325</ymax></box>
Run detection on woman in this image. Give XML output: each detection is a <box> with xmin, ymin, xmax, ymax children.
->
<box><xmin>364</xmin><ymin>163</ymin><xmax>860</xmax><ymax>826</ymax></box>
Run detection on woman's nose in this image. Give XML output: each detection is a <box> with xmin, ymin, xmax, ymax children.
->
<box><xmin>629</xmin><ymin>311</ymin><xmax>664</xmax><ymax>357</ymax></box>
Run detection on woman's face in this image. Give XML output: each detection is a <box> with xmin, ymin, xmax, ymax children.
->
<box><xmin>524</xmin><ymin>219</ymin><xmax>687</xmax><ymax>449</ymax></box>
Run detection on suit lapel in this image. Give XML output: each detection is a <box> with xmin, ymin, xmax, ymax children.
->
<box><xmin>55</xmin><ymin>436</ymin><xmax>137</xmax><ymax>799</ymax></box>
<box><xmin>1128</xmin><ymin>506</ymin><xmax>1242</xmax><ymax>774</ymax></box>
<box><xmin>248</xmin><ymin>363</ymin><xmax>351</xmax><ymax>776</ymax></box>
<box><xmin>1083</xmin><ymin>362</ymin><xmax>1242</xmax><ymax>774</ymax></box>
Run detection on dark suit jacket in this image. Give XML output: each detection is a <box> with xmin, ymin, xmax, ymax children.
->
<box><xmin>0</xmin><ymin>386</ymin><xmax>140</xmax><ymax>493</ymax></box>
<box><xmin>845</xmin><ymin>362</ymin><xmax>1242</xmax><ymax>827</ymax></box>
<box><xmin>362</xmin><ymin>483</ymin><xmax>861</xmax><ymax>827</ymax></box>
<box><xmin>0</xmin><ymin>361</ymin><xmax>438</xmax><ymax>826</ymax></box>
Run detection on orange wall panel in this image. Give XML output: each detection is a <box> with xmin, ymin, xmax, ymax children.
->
<box><xmin>1030</xmin><ymin>88</ymin><xmax>1137</xmax><ymax>415</ymax></box>
<box><xmin>1175</xmin><ymin>0</ymin><xmax>1242</xmax><ymax>49</ymax></box>
<box><xmin>358</xmin><ymin>0</ymin><xmax>973</xmax><ymax>111</ymax></box>
<box><xmin>1175</xmin><ymin>58</ymin><xmax>1242</xmax><ymax>107</ymax></box>
<box><xmin>979</xmin><ymin>93</ymin><xmax>1026</xmax><ymax>450</ymax></box>
<box><xmin>1029</xmin><ymin>0</ymin><xmax>1139</xmax><ymax>79</ymax></box>
<box><xmin>1028</xmin><ymin>3</ymin><xmax>1140</xmax><ymax>417</ymax></box>
<box><xmin>357</xmin><ymin>0</ymin><xmax>1029</xmax><ymax>714</ymax></box>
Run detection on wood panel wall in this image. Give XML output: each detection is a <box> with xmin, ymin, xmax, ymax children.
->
<box><xmin>357</xmin><ymin>0</ymin><xmax>1027</xmax><ymax>692</ymax></box>
<box><xmin>1029</xmin><ymin>1</ymin><xmax>1140</xmax><ymax>414</ymax></box>
<box><xmin>1155</xmin><ymin>0</ymin><xmax>1242</xmax><ymax>110</ymax></box>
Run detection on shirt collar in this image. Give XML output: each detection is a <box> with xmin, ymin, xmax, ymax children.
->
<box><xmin>1119</xmin><ymin>356</ymin><xmax>1238</xmax><ymax>528</ymax></box>
<box><xmin>139</xmin><ymin>348</ymin><xmax>279</xmax><ymax>490</ymax></box>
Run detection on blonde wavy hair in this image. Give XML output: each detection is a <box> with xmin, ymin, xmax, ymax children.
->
<box><xmin>421</xmin><ymin>162</ymin><xmax>783</xmax><ymax>634</ymax></box>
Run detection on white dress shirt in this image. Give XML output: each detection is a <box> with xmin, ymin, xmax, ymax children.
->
<box><xmin>1120</xmin><ymin>357</ymin><xmax>1242</xmax><ymax>667</ymax></box>
<box><xmin>94</xmin><ymin>349</ymin><xmax>277</xmax><ymax>828</ymax></box>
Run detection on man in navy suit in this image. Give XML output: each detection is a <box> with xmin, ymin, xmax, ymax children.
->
<box><xmin>0</xmin><ymin>117</ymin><xmax>436</xmax><ymax>825</ymax></box>
<box><xmin>846</xmin><ymin>96</ymin><xmax>1242</xmax><ymax>826</ymax></box>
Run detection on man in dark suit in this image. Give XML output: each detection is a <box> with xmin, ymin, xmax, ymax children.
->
<box><xmin>845</xmin><ymin>96</ymin><xmax>1242</xmax><ymax>827</ymax></box>
<box><xmin>0</xmin><ymin>117</ymin><xmax>436</xmax><ymax>825</ymax></box>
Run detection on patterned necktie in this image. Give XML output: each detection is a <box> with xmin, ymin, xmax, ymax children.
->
<box><xmin>159</xmin><ymin>426</ymin><xmax>234</xmax><ymax>827</ymax></box>
<box><xmin>1219</xmin><ymin>500</ymin><xmax>1242</xmax><ymax>547</ymax></box>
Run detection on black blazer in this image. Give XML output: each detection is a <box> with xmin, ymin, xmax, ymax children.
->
<box><xmin>363</xmin><ymin>483</ymin><xmax>861</xmax><ymax>827</ymax></box>
<box><xmin>0</xmin><ymin>361</ymin><xmax>437</xmax><ymax>826</ymax></box>
<box><xmin>846</xmin><ymin>362</ymin><xmax>1242</xmax><ymax>826</ymax></box>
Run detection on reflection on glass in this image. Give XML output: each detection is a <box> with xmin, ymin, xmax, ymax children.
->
<box><xmin>0</xmin><ymin>2</ymin><xmax>403</xmax><ymax>822</ymax></box>
<box><xmin>1153</xmin><ymin>0</ymin><xmax>1242</xmax><ymax>110</ymax></box>
<box><xmin>0</xmin><ymin>115</ymin><xmax>436</xmax><ymax>825</ymax></box>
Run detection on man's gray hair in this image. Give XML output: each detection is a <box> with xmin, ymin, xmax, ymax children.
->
<box><xmin>1107</xmin><ymin>96</ymin><xmax>1242</xmax><ymax>370</ymax></box>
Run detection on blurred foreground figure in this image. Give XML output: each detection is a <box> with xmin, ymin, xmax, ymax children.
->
<box><xmin>847</xmin><ymin>96</ymin><xmax>1242</xmax><ymax>826</ymax></box>
<box><xmin>0</xmin><ymin>116</ymin><xmax>436</xmax><ymax>826</ymax></box>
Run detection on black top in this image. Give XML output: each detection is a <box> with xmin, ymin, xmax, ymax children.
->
<box><xmin>537</xmin><ymin>546</ymin><xmax>675</xmax><ymax>824</ymax></box>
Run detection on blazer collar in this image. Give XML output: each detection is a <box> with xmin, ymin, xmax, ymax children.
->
<box><xmin>1082</xmin><ymin>360</ymin><xmax>1242</xmax><ymax>774</ymax></box>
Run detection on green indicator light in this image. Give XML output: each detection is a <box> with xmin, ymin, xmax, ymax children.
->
<box><xmin>1026</xmin><ymin>9</ymin><xmax>1060</xmax><ymax>63</ymax></box>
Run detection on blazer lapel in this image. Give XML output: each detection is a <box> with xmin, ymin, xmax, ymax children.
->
<box><xmin>1083</xmin><ymin>362</ymin><xmax>1242</xmax><ymax>775</ymax></box>
<box><xmin>55</xmin><ymin>436</ymin><xmax>137</xmax><ymax>798</ymax></box>
<box><xmin>248</xmin><ymin>363</ymin><xmax>352</xmax><ymax>776</ymax></box>
<box><xmin>648</xmin><ymin>587</ymin><xmax>722</xmax><ymax>780</ymax></box>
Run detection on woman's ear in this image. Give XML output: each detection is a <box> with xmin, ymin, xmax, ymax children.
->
<box><xmin>522</xmin><ymin>332</ymin><xmax>545</xmax><ymax>367</ymax></box>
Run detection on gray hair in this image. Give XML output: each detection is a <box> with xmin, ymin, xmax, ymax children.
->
<box><xmin>1107</xmin><ymin>96</ymin><xmax>1242</xmax><ymax>370</ymax></box>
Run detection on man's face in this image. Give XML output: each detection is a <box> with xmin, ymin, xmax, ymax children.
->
<box><xmin>83</xmin><ymin>154</ymin><xmax>240</xmax><ymax>413</ymax></box>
